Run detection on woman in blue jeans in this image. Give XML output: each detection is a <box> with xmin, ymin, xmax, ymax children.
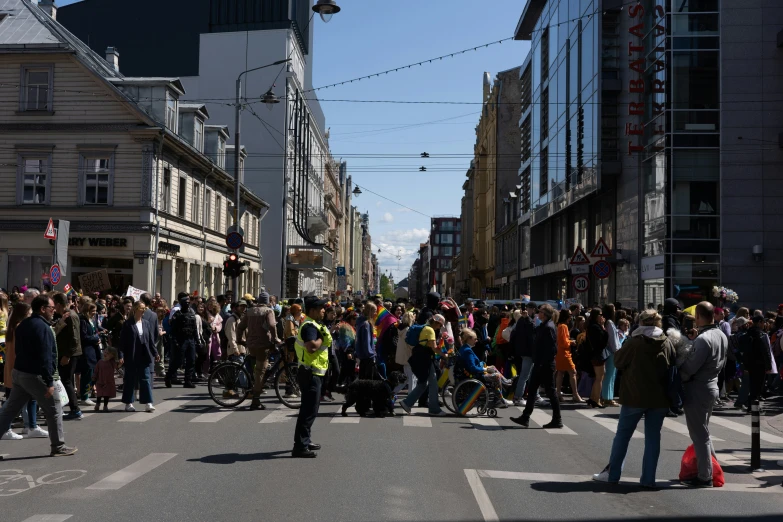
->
<box><xmin>593</xmin><ymin>309</ymin><xmax>677</xmax><ymax>488</ymax></box>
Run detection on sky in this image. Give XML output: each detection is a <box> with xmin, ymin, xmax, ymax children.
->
<box><xmin>55</xmin><ymin>0</ymin><xmax>530</xmax><ymax>284</ymax></box>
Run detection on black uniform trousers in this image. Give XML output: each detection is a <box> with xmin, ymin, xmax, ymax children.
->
<box><xmin>294</xmin><ymin>368</ymin><xmax>323</xmax><ymax>450</ymax></box>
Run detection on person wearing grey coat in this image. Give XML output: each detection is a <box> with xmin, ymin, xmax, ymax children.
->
<box><xmin>678</xmin><ymin>301</ymin><xmax>727</xmax><ymax>487</ymax></box>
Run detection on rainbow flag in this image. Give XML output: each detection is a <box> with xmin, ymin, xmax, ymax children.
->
<box><xmin>375</xmin><ymin>306</ymin><xmax>397</xmax><ymax>338</ymax></box>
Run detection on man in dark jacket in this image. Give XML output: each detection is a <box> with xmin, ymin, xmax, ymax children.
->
<box><xmin>511</xmin><ymin>303</ymin><xmax>539</xmax><ymax>406</ymax></box>
<box><xmin>416</xmin><ymin>291</ymin><xmax>441</xmax><ymax>326</ymax></box>
<box><xmin>744</xmin><ymin>314</ymin><xmax>773</xmax><ymax>409</ymax></box>
<box><xmin>511</xmin><ymin>303</ymin><xmax>563</xmax><ymax>429</ymax></box>
<box><xmin>662</xmin><ymin>298</ymin><xmax>685</xmax><ymax>417</ymax></box>
<box><xmin>52</xmin><ymin>292</ymin><xmax>83</xmax><ymax>420</ymax></box>
<box><xmin>168</xmin><ymin>295</ymin><xmax>199</xmax><ymax>388</ymax></box>
<box><xmin>0</xmin><ymin>295</ymin><xmax>77</xmax><ymax>455</ymax></box>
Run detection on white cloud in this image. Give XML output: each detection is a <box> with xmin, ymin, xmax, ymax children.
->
<box><xmin>380</xmin><ymin>212</ymin><xmax>394</xmax><ymax>223</ymax></box>
<box><xmin>379</xmin><ymin>228</ymin><xmax>429</xmax><ymax>245</ymax></box>
<box><xmin>395</xmin><ymin>207</ymin><xmax>413</xmax><ymax>213</ymax></box>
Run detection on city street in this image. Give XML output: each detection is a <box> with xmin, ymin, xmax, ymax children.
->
<box><xmin>2</xmin><ymin>381</ymin><xmax>783</xmax><ymax>522</ymax></box>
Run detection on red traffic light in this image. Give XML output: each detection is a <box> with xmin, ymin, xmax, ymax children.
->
<box><xmin>229</xmin><ymin>253</ymin><xmax>238</xmax><ymax>262</ymax></box>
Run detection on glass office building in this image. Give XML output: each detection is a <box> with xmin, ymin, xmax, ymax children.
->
<box><xmin>515</xmin><ymin>0</ymin><xmax>722</xmax><ymax>308</ymax></box>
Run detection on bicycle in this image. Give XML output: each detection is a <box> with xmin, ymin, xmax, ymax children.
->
<box><xmin>207</xmin><ymin>344</ymin><xmax>302</xmax><ymax>409</ymax></box>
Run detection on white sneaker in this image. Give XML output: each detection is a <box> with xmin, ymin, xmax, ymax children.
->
<box><xmin>513</xmin><ymin>399</ymin><xmax>526</xmax><ymax>407</ymax></box>
<box><xmin>146</xmin><ymin>403</ymin><xmax>156</xmax><ymax>412</ymax></box>
<box><xmin>592</xmin><ymin>466</ymin><xmax>616</xmax><ymax>484</ymax></box>
<box><xmin>80</xmin><ymin>399</ymin><xmax>96</xmax><ymax>406</ymax></box>
<box><xmin>125</xmin><ymin>404</ymin><xmax>136</xmax><ymax>412</ymax></box>
<box><xmin>500</xmin><ymin>398</ymin><xmax>514</xmax><ymax>407</ymax></box>
<box><xmin>23</xmin><ymin>426</ymin><xmax>49</xmax><ymax>439</ymax></box>
<box><xmin>1</xmin><ymin>429</ymin><xmax>23</xmax><ymax>440</ymax></box>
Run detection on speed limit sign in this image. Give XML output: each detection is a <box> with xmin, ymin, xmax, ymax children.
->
<box><xmin>572</xmin><ymin>275</ymin><xmax>590</xmax><ymax>293</ymax></box>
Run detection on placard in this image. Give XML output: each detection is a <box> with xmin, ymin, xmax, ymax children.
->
<box><xmin>78</xmin><ymin>269</ymin><xmax>111</xmax><ymax>293</ymax></box>
<box><xmin>125</xmin><ymin>286</ymin><xmax>146</xmax><ymax>301</ymax></box>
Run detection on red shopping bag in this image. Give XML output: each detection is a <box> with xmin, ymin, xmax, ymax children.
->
<box><xmin>679</xmin><ymin>444</ymin><xmax>725</xmax><ymax>487</ymax></box>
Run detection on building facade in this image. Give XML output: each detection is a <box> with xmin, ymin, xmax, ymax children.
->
<box><xmin>0</xmin><ymin>1</ymin><xmax>268</xmax><ymax>303</ymax></box>
<box><xmin>58</xmin><ymin>0</ymin><xmax>335</xmax><ymax>298</ymax></box>
<box><xmin>429</xmin><ymin>217</ymin><xmax>462</xmax><ymax>296</ymax></box>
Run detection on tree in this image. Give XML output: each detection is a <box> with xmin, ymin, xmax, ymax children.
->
<box><xmin>379</xmin><ymin>274</ymin><xmax>394</xmax><ymax>301</ymax></box>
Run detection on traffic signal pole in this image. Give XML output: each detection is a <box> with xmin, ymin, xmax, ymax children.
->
<box><xmin>233</xmin><ymin>76</ymin><xmax>242</xmax><ymax>301</ymax></box>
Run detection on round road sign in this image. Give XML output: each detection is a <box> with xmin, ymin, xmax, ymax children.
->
<box><xmin>226</xmin><ymin>231</ymin><xmax>244</xmax><ymax>250</ymax></box>
<box><xmin>572</xmin><ymin>275</ymin><xmax>589</xmax><ymax>293</ymax></box>
<box><xmin>50</xmin><ymin>264</ymin><xmax>61</xmax><ymax>286</ymax></box>
<box><xmin>593</xmin><ymin>260</ymin><xmax>612</xmax><ymax>280</ymax></box>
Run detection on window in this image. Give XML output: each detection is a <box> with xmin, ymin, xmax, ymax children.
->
<box><xmin>162</xmin><ymin>168</ymin><xmax>171</xmax><ymax>212</ymax></box>
<box><xmin>442</xmin><ymin>246</ymin><xmax>453</xmax><ymax>257</ymax></box>
<box><xmin>17</xmin><ymin>154</ymin><xmax>50</xmax><ymax>204</ymax></box>
<box><xmin>165</xmin><ymin>92</ymin><xmax>178</xmax><ymax>132</ymax></box>
<box><xmin>194</xmin><ymin>119</ymin><xmax>204</xmax><ymax>152</ymax></box>
<box><xmin>439</xmin><ymin>233</ymin><xmax>453</xmax><ymax>244</ymax></box>
<box><xmin>217</xmin><ymin>137</ymin><xmax>226</xmax><ymax>169</ymax></box>
<box><xmin>79</xmin><ymin>154</ymin><xmax>114</xmax><ymax>205</ymax></box>
<box><xmin>205</xmin><ymin>189</ymin><xmax>212</xmax><ymax>228</ymax></box>
<box><xmin>215</xmin><ymin>196</ymin><xmax>222</xmax><ymax>232</ymax></box>
<box><xmin>432</xmin><ymin>246</ymin><xmax>440</xmax><ymax>257</ymax></box>
<box><xmin>20</xmin><ymin>65</ymin><xmax>53</xmax><ymax>111</ymax></box>
<box><xmin>540</xmin><ymin>147</ymin><xmax>549</xmax><ymax>197</ymax></box>
<box><xmin>192</xmin><ymin>181</ymin><xmax>200</xmax><ymax>223</ymax></box>
<box><xmin>178</xmin><ymin>177</ymin><xmax>187</xmax><ymax>217</ymax></box>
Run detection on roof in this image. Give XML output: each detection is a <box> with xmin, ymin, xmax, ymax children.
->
<box><xmin>0</xmin><ymin>0</ymin><xmax>60</xmax><ymax>46</ymax></box>
<box><xmin>106</xmin><ymin>77</ymin><xmax>186</xmax><ymax>96</ymax></box>
<box><xmin>514</xmin><ymin>0</ymin><xmax>546</xmax><ymax>41</ymax></box>
<box><xmin>0</xmin><ymin>0</ymin><xmax>119</xmax><ymax>78</ymax></box>
<box><xmin>205</xmin><ymin>124</ymin><xmax>230</xmax><ymax>139</ymax></box>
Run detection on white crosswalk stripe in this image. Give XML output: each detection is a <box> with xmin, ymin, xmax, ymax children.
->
<box><xmin>576</xmin><ymin>409</ymin><xmax>643</xmax><ymax>438</ymax></box>
<box><xmin>259</xmin><ymin>404</ymin><xmax>298</xmax><ymax>423</ymax></box>
<box><xmin>403</xmin><ymin>413</ymin><xmax>433</xmax><ymax>427</ymax></box>
<box><xmin>710</xmin><ymin>415</ymin><xmax>783</xmax><ymax>444</ymax></box>
<box><xmin>119</xmin><ymin>399</ymin><xmax>192</xmax><ymax>423</ymax></box>
<box><xmin>21</xmin><ymin>516</ymin><xmax>73</xmax><ymax>522</ymax></box>
<box><xmin>470</xmin><ymin>417</ymin><xmax>502</xmax><ymax>430</ymax></box>
<box><xmin>86</xmin><ymin>453</ymin><xmax>177</xmax><ymax>490</ymax></box>
<box><xmin>662</xmin><ymin>417</ymin><xmax>724</xmax><ymax>442</ymax></box>
<box><xmin>526</xmin><ymin>408</ymin><xmax>577</xmax><ymax>435</ymax></box>
<box><xmin>190</xmin><ymin>407</ymin><xmax>235</xmax><ymax>423</ymax></box>
<box><xmin>80</xmin><ymin>400</ymin><xmax>127</xmax><ymax>418</ymax></box>
<box><xmin>329</xmin><ymin>404</ymin><xmax>361</xmax><ymax>423</ymax></box>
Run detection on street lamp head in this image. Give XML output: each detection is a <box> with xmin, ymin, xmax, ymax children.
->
<box><xmin>313</xmin><ymin>0</ymin><xmax>341</xmax><ymax>23</ymax></box>
<box><xmin>352</xmin><ymin>186</ymin><xmax>362</xmax><ymax>196</ymax></box>
<box><xmin>262</xmin><ymin>88</ymin><xmax>280</xmax><ymax>111</ymax></box>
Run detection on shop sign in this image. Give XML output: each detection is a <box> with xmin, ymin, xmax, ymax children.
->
<box><xmin>485</xmin><ymin>287</ymin><xmax>500</xmax><ymax>294</ymax></box>
<box><xmin>66</xmin><ymin>237</ymin><xmax>128</xmax><ymax>248</ymax></box>
<box><xmin>158</xmin><ymin>241</ymin><xmax>181</xmax><ymax>255</ymax></box>
<box><xmin>78</xmin><ymin>269</ymin><xmax>111</xmax><ymax>293</ymax></box>
<box><xmin>641</xmin><ymin>255</ymin><xmax>665</xmax><ymax>280</ymax></box>
<box><xmin>625</xmin><ymin>2</ymin><xmax>666</xmax><ymax>155</ymax></box>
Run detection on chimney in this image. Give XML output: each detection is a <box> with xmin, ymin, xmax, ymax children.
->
<box><xmin>105</xmin><ymin>47</ymin><xmax>120</xmax><ymax>73</ymax></box>
<box><xmin>39</xmin><ymin>0</ymin><xmax>57</xmax><ymax>20</ymax></box>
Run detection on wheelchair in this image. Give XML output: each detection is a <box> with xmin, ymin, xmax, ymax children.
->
<box><xmin>444</xmin><ymin>357</ymin><xmax>509</xmax><ymax>418</ymax></box>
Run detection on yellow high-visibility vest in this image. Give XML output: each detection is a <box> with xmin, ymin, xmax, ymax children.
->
<box><xmin>294</xmin><ymin>317</ymin><xmax>332</xmax><ymax>376</ymax></box>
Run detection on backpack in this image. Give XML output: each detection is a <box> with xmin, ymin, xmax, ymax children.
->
<box><xmin>405</xmin><ymin>324</ymin><xmax>426</xmax><ymax>347</ymax></box>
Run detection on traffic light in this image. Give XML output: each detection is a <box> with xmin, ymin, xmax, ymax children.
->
<box><xmin>223</xmin><ymin>253</ymin><xmax>241</xmax><ymax>278</ymax></box>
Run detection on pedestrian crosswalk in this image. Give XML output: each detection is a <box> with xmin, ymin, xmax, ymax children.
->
<box><xmin>37</xmin><ymin>391</ymin><xmax>783</xmax><ymax>448</ymax></box>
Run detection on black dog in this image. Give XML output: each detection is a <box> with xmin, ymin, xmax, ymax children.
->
<box><xmin>341</xmin><ymin>371</ymin><xmax>405</xmax><ymax>418</ymax></box>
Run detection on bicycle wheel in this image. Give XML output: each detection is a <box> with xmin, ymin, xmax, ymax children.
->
<box><xmin>275</xmin><ymin>363</ymin><xmax>302</xmax><ymax>409</ymax></box>
<box><xmin>208</xmin><ymin>363</ymin><xmax>251</xmax><ymax>408</ymax></box>
<box><xmin>441</xmin><ymin>383</ymin><xmax>456</xmax><ymax>414</ymax></box>
<box><xmin>453</xmin><ymin>379</ymin><xmax>489</xmax><ymax>417</ymax></box>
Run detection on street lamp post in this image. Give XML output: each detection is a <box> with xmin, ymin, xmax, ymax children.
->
<box><xmin>233</xmin><ymin>58</ymin><xmax>290</xmax><ymax>298</ymax></box>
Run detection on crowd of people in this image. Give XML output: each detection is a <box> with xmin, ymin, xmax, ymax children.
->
<box><xmin>1</xmin><ymin>284</ymin><xmax>781</xmax><ymax>475</ymax></box>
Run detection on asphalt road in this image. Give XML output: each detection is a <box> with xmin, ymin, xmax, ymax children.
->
<box><xmin>2</xmin><ymin>380</ymin><xmax>783</xmax><ymax>522</ymax></box>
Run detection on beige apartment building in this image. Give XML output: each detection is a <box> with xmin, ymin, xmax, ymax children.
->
<box><xmin>0</xmin><ymin>1</ymin><xmax>268</xmax><ymax>302</ymax></box>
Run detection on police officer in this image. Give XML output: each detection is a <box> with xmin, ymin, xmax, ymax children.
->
<box><xmin>292</xmin><ymin>296</ymin><xmax>332</xmax><ymax>458</ymax></box>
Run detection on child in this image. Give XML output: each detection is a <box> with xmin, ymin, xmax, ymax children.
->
<box><xmin>93</xmin><ymin>347</ymin><xmax>117</xmax><ymax>411</ymax></box>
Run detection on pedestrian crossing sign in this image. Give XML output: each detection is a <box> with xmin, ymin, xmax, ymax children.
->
<box><xmin>569</xmin><ymin>246</ymin><xmax>590</xmax><ymax>265</ymax></box>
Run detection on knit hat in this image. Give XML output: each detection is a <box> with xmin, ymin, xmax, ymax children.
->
<box><xmin>257</xmin><ymin>292</ymin><xmax>270</xmax><ymax>305</ymax></box>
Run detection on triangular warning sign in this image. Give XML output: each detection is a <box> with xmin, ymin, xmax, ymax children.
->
<box><xmin>569</xmin><ymin>246</ymin><xmax>590</xmax><ymax>265</ymax></box>
<box><xmin>591</xmin><ymin>237</ymin><xmax>612</xmax><ymax>258</ymax></box>
<box><xmin>44</xmin><ymin>218</ymin><xmax>57</xmax><ymax>240</ymax></box>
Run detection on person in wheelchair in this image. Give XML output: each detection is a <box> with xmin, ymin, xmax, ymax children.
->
<box><xmin>458</xmin><ymin>328</ymin><xmax>513</xmax><ymax>407</ymax></box>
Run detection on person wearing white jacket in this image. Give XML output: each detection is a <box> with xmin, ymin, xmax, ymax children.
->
<box><xmin>394</xmin><ymin>312</ymin><xmax>416</xmax><ymax>394</ymax></box>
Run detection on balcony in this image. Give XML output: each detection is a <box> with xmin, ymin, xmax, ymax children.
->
<box><xmin>287</xmin><ymin>245</ymin><xmax>334</xmax><ymax>272</ymax></box>
<box><xmin>307</xmin><ymin>208</ymin><xmax>329</xmax><ymax>237</ymax></box>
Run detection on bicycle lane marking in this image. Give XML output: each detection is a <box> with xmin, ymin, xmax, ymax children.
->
<box><xmin>0</xmin><ymin>469</ymin><xmax>87</xmax><ymax>497</ymax></box>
